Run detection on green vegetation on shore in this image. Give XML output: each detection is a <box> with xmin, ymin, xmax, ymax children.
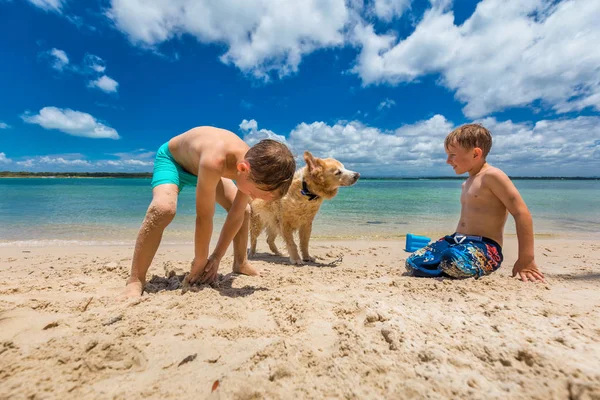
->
<box><xmin>0</xmin><ymin>171</ymin><xmax>153</xmax><ymax>178</ymax></box>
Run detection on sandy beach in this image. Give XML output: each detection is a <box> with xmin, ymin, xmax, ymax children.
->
<box><xmin>1</xmin><ymin>236</ymin><xmax>599</xmax><ymax>399</ymax></box>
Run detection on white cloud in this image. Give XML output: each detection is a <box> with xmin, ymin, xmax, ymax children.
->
<box><xmin>0</xmin><ymin>152</ymin><xmax>12</xmax><ymax>164</ymax></box>
<box><xmin>239</xmin><ymin>119</ymin><xmax>287</xmax><ymax>146</ymax></box>
<box><xmin>377</xmin><ymin>98</ymin><xmax>396</xmax><ymax>111</ymax></box>
<box><xmin>372</xmin><ymin>0</ymin><xmax>411</xmax><ymax>22</ymax></box>
<box><xmin>107</xmin><ymin>0</ymin><xmax>350</xmax><ymax>80</ymax></box>
<box><xmin>352</xmin><ymin>0</ymin><xmax>600</xmax><ymax>118</ymax></box>
<box><xmin>83</xmin><ymin>54</ymin><xmax>106</xmax><ymax>73</ymax></box>
<box><xmin>102</xmin><ymin>149</ymin><xmax>155</xmax><ymax>168</ymax></box>
<box><xmin>21</xmin><ymin>107</ymin><xmax>120</xmax><ymax>139</ymax></box>
<box><xmin>15</xmin><ymin>155</ymin><xmax>91</xmax><ymax>168</ymax></box>
<box><xmin>47</xmin><ymin>48</ymin><xmax>69</xmax><ymax>71</ymax></box>
<box><xmin>102</xmin><ymin>159</ymin><xmax>153</xmax><ymax>167</ymax></box>
<box><xmin>40</xmin><ymin>52</ymin><xmax>118</xmax><ymax>92</ymax></box>
<box><xmin>11</xmin><ymin>152</ymin><xmax>154</xmax><ymax>172</ymax></box>
<box><xmin>27</xmin><ymin>0</ymin><xmax>65</xmax><ymax>13</ymax></box>
<box><xmin>88</xmin><ymin>75</ymin><xmax>119</xmax><ymax>93</ymax></box>
<box><xmin>0</xmin><ymin>122</ymin><xmax>10</xmax><ymax>129</ymax></box>
<box><xmin>241</xmin><ymin>115</ymin><xmax>600</xmax><ymax>176</ymax></box>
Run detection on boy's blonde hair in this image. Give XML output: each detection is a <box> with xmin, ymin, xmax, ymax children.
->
<box><xmin>445</xmin><ymin>124</ymin><xmax>493</xmax><ymax>157</ymax></box>
<box><xmin>245</xmin><ymin>139</ymin><xmax>296</xmax><ymax>198</ymax></box>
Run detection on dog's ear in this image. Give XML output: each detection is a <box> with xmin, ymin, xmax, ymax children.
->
<box><xmin>304</xmin><ymin>151</ymin><xmax>321</xmax><ymax>173</ymax></box>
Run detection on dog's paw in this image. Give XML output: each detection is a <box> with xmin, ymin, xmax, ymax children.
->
<box><xmin>289</xmin><ymin>257</ymin><xmax>303</xmax><ymax>265</ymax></box>
<box><xmin>302</xmin><ymin>256</ymin><xmax>316</xmax><ymax>263</ymax></box>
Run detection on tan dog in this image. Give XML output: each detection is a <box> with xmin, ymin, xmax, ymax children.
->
<box><xmin>249</xmin><ymin>151</ymin><xmax>360</xmax><ymax>264</ymax></box>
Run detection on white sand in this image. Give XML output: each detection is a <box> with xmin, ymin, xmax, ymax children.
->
<box><xmin>1</xmin><ymin>237</ymin><xmax>599</xmax><ymax>399</ymax></box>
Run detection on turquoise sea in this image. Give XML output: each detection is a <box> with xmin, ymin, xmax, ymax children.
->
<box><xmin>1</xmin><ymin>178</ymin><xmax>599</xmax><ymax>245</ymax></box>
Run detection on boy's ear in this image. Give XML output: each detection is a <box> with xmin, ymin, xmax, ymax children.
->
<box><xmin>237</xmin><ymin>160</ymin><xmax>251</xmax><ymax>174</ymax></box>
<box><xmin>473</xmin><ymin>147</ymin><xmax>483</xmax><ymax>159</ymax></box>
<box><xmin>304</xmin><ymin>151</ymin><xmax>320</xmax><ymax>172</ymax></box>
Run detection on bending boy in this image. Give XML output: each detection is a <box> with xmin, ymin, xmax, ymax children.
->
<box><xmin>123</xmin><ymin>126</ymin><xmax>295</xmax><ymax>298</ymax></box>
<box><xmin>406</xmin><ymin>124</ymin><xmax>545</xmax><ymax>282</ymax></box>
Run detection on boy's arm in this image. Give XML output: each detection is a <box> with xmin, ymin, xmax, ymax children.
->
<box><xmin>199</xmin><ymin>189</ymin><xmax>250</xmax><ymax>283</ymax></box>
<box><xmin>187</xmin><ymin>165</ymin><xmax>221</xmax><ymax>283</ymax></box>
<box><xmin>486</xmin><ymin>171</ymin><xmax>545</xmax><ymax>283</ymax></box>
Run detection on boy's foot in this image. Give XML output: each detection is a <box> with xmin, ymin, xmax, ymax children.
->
<box><xmin>119</xmin><ymin>279</ymin><xmax>144</xmax><ymax>300</ymax></box>
<box><xmin>233</xmin><ymin>261</ymin><xmax>260</xmax><ymax>277</ymax></box>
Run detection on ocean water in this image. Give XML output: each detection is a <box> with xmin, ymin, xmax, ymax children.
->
<box><xmin>1</xmin><ymin>178</ymin><xmax>599</xmax><ymax>245</ymax></box>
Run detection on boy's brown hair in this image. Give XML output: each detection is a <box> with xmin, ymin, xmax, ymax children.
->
<box><xmin>245</xmin><ymin>139</ymin><xmax>296</xmax><ymax>197</ymax></box>
<box><xmin>445</xmin><ymin>124</ymin><xmax>493</xmax><ymax>157</ymax></box>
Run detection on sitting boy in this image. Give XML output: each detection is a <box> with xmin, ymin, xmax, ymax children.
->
<box><xmin>406</xmin><ymin>124</ymin><xmax>545</xmax><ymax>282</ymax></box>
<box><xmin>122</xmin><ymin>126</ymin><xmax>296</xmax><ymax>298</ymax></box>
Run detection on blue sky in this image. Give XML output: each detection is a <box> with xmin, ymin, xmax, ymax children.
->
<box><xmin>0</xmin><ymin>0</ymin><xmax>599</xmax><ymax>176</ymax></box>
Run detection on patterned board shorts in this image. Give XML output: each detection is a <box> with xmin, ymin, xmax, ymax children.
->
<box><xmin>405</xmin><ymin>233</ymin><xmax>503</xmax><ymax>278</ymax></box>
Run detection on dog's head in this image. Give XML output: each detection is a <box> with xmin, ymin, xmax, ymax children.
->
<box><xmin>303</xmin><ymin>151</ymin><xmax>360</xmax><ymax>198</ymax></box>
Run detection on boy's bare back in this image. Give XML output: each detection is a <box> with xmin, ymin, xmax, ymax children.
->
<box><xmin>457</xmin><ymin>165</ymin><xmax>509</xmax><ymax>246</ymax></box>
<box><xmin>168</xmin><ymin>126</ymin><xmax>249</xmax><ymax>179</ymax></box>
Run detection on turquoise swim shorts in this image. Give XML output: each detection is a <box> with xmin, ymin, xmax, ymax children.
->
<box><xmin>151</xmin><ymin>142</ymin><xmax>198</xmax><ymax>191</ymax></box>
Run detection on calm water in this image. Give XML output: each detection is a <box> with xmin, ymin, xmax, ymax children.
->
<box><xmin>1</xmin><ymin>178</ymin><xmax>599</xmax><ymax>245</ymax></box>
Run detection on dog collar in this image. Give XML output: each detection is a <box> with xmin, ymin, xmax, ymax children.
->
<box><xmin>301</xmin><ymin>180</ymin><xmax>319</xmax><ymax>201</ymax></box>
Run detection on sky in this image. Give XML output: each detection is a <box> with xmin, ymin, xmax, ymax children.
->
<box><xmin>0</xmin><ymin>0</ymin><xmax>599</xmax><ymax>177</ymax></box>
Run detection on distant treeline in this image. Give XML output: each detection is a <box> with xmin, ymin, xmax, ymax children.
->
<box><xmin>0</xmin><ymin>171</ymin><xmax>153</xmax><ymax>178</ymax></box>
<box><xmin>1</xmin><ymin>171</ymin><xmax>598</xmax><ymax>180</ymax></box>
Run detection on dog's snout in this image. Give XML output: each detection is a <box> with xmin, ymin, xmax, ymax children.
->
<box><xmin>353</xmin><ymin>172</ymin><xmax>360</xmax><ymax>181</ymax></box>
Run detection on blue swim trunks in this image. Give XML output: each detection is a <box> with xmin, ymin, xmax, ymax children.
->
<box><xmin>151</xmin><ymin>142</ymin><xmax>198</xmax><ymax>191</ymax></box>
<box><xmin>405</xmin><ymin>233</ymin><xmax>503</xmax><ymax>278</ymax></box>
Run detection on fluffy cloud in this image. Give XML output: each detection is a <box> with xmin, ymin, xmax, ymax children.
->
<box><xmin>107</xmin><ymin>0</ymin><xmax>350</xmax><ymax>80</ymax></box>
<box><xmin>12</xmin><ymin>152</ymin><xmax>154</xmax><ymax>171</ymax></box>
<box><xmin>100</xmin><ymin>149</ymin><xmax>155</xmax><ymax>168</ymax></box>
<box><xmin>352</xmin><ymin>0</ymin><xmax>600</xmax><ymax>118</ymax></box>
<box><xmin>21</xmin><ymin>107</ymin><xmax>120</xmax><ymax>139</ymax></box>
<box><xmin>372</xmin><ymin>0</ymin><xmax>411</xmax><ymax>21</ymax></box>
<box><xmin>241</xmin><ymin>115</ymin><xmax>600</xmax><ymax>176</ymax></box>
<box><xmin>88</xmin><ymin>75</ymin><xmax>119</xmax><ymax>93</ymax></box>
<box><xmin>83</xmin><ymin>54</ymin><xmax>106</xmax><ymax>73</ymax></box>
<box><xmin>0</xmin><ymin>152</ymin><xmax>12</xmax><ymax>164</ymax></box>
<box><xmin>47</xmin><ymin>48</ymin><xmax>69</xmax><ymax>71</ymax></box>
<box><xmin>27</xmin><ymin>0</ymin><xmax>65</xmax><ymax>13</ymax></box>
<box><xmin>239</xmin><ymin>119</ymin><xmax>287</xmax><ymax>145</ymax></box>
<box><xmin>0</xmin><ymin>122</ymin><xmax>10</xmax><ymax>129</ymax></box>
<box><xmin>40</xmin><ymin>51</ymin><xmax>119</xmax><ymax>93</ymax></box>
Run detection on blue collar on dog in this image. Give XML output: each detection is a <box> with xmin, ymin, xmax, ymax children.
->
<box><xmin>301</xmin><ymin>180</ymin><xmax>319</xmax><ymax>201</ymax></box>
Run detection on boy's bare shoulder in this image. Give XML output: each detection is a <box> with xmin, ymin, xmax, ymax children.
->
<box><xmin>481</xmin><ymin>166</ymin><xmax>513</xmax><ymax>193</ymax></box>
<box><xmin>482</xmin><ymin>165</ymin><xmax>509</xmax><ymax>180</ymax></box>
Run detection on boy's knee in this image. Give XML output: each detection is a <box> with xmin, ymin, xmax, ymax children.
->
<box><xmin>147</xmin><ymin>201</ymin><xmax>176</xmax><ymax>226</ymax></box>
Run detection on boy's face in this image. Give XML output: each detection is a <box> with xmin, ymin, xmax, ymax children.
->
<box><xmin>236</xmin><ymin>175</ymin><xmax>276</xmax><ymax>201</ymax></box>
<box><xmin>445</xmin><ymin>142</ymin><xmax>478</xmax><ymax>175</ymax></box>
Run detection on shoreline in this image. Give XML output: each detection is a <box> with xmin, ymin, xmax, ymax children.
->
<box><xmin>0</xmin><ymin>231</ymin><xmax>596</xmax><ymax>248</ymax></box>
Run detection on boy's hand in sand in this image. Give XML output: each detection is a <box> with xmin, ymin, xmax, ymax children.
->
<box><xmin>512</xmin><ymin>258</ymin><xmax>545</xmax><ymax>283</ymax></box>
<box><xmin>186</xmin><ymin>257</ymin><xmax>209</xmax><ymax>284</ymax></box>
<box><xmin>185</xmin><ymin>255</ymin><xmax>219</xmax><ymax>285</ymax></box>
<box><xmin>200</xmin><ymin>255</ymin><xmax>220</xmax><ymax>284</ymax></box>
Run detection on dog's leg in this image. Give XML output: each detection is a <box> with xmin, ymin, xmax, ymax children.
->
<box><xmin>299</xmin><ymin>223</ymin><xmax>315</xmax><ymax>262</ymax></box>
<box><xmin>281</xmin><ymin>225</ymin><xmax>302</xmax><ymax>265</ymax></box>
<box><xmin>266</xmin><ymin>226</ymin><xmax>282</xmax><ymax>256</ymax></box>
<box><xmin>249</xmin><ymin>213</ymin><xmax>264</xmax><ymax>258</ymax></box>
